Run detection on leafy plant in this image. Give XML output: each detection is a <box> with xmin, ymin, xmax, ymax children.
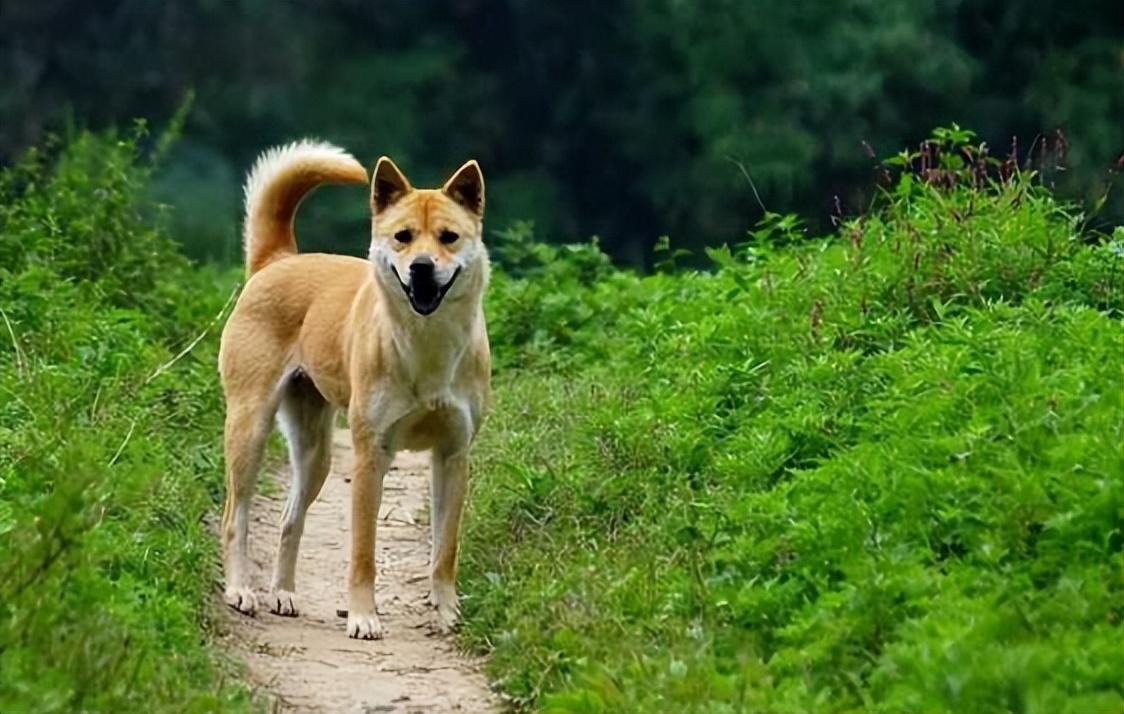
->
<box><xmin>0</xmin><ymin>130</ymin><xmax>252</xmax><ymax>712</ymax></box>
<box><xmin>464</xmin><ymin>129</ymin><xmax>1124</xmax><ymax>712</ymax></box>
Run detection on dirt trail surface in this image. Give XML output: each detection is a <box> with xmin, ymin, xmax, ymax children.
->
<box><xmin>222</xmin><ymin>429</ymin><xmax>499</xmax><ymax>713</ymax></box>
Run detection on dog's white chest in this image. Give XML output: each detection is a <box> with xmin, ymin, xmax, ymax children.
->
<box><xmin>364</xmin><ymin>376</ymin><xmax>474</xmax><ymax>451</ymax></box>
<box><xmin>362</xmin><ymin>308</ymin><xmax>479</xmax><ymax>454</ymax></box>
<box><xmin>410</xmin><ymin>371</ymin><xmax>455</xmax><ymax>406</ymax></box>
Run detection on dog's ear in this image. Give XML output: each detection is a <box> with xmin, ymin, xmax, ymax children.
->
<box><xmin>371</xmin><ymin>157</ymin><xmax>412</xmax><ymax>213</ymax></box>
<box><xmin>442</xmin><ymin>160</ymin><xmax>485</xmax><ymax>217</ymax></box>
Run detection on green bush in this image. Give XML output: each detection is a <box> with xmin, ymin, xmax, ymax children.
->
<box><xmin>463</xmin><ymin>130</ymin><xmax>1124</xmax><ymax>712</ymax></box>
<box><xmin>0</xmin><ymin>129</ymin><xmax>252</xmax><ymax>712</ymax></box>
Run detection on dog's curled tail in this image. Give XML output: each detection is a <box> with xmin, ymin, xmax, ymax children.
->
<box><xmin>242</xmin><ymin>140</ymin><xmax>368</xmax><ymax>277</ymax></box>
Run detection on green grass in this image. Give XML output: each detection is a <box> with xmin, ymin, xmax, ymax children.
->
<box><xmin>461</xmin><ymin>131</ymin><xmax>1124</xmax><ymax>712</ymax></box>
<box><xmin>0</xmin><ymin>129</ymin><xmax>253</xmax><ymax>712</ymax></box>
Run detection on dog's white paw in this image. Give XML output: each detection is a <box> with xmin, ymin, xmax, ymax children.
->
<box><xmin>224</xmin><ymin>586</ymin><xmax>258</xmax><ymax>616</ymax></box>
<box><xmin>436</xmin><ymin>601</ymin><xmax>460</xmax><ymax>632</ymax></box>
<box><xmin>270</xmin><ymin>589</ymin><xmax>299</xmax><ymax>617</ymax></box>
<box><xmin>429</xmin><ymin>588</ymin><xmax>460</xmax><ymax>632</ymax></box>
<box><xmin>347</xmin><ymin>611</ymin><xmax>384</xmax><ymax>640</ymax></box>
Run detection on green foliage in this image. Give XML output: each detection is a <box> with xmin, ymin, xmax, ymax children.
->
<box><xmin>0</xmin><ymin>131</ymin><xmax>252</xmax><ymax>712</ymax></box>
<box><xmin>486</xmin><ymin>221</ymin><xmax>636</xmax><ymax>371</ymax></box>
<box><xmin>463</xmin><ymin>135</ymin><xmax>1124</xmax><ymax>711</ymax></box>
<box><xmin>2</xmin><ymin>1</ymin><xmax>1122</xmax><ymax>262</ymax></box>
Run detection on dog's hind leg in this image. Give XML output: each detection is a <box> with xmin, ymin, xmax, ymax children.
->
<box><xmin>269</xmin><ymin>373</ymin><xmax>334</xmax><ymax>616</ymax></box>
<box><xmin>221</xmin><ymin>390</ymin><xmax>280</xmax><ymax>615</ymax></box>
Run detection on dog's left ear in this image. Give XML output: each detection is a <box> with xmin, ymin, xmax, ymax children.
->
<box><xmin>442</xmin><ymin>160</ymin><xmax>485</xmax><ymax>217</ymax></box>
<box><xmin>372</xmin><ymin>157</ymin><xmax>412</xmax><ymax>213</ymax></box>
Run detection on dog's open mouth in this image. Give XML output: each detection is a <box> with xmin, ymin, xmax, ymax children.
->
<box><xmin>393</xmin><ymin>266</ymin><xmax>462</xmax><ymax>316</ymax></box>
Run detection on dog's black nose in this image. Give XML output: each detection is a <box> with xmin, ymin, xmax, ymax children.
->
<box><xmin>409</xmin><ymin>256</ymin><xmax>435</xmax><ymax>279</ymax></box>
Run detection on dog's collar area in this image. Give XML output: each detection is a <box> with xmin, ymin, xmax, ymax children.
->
<box><xmin>391</xmin><ymin>265</ymin><xmax>462</xmax><ymax>316</ymax></box>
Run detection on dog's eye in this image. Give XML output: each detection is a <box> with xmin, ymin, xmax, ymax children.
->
<box><xmin>394</xmin><ymin>229</ymin><xmax>413</xmax><ymax>243</ymax></box>
<box><xmin>439</xmin><ymin>230</ymin><xmax>459</xmax><ymax>245</ymax></box>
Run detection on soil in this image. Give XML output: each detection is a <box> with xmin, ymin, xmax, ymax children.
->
<box><xmin>221</xmin><ymin>428</ymin><xmax>499</xmax><ymax>713</ymax></box>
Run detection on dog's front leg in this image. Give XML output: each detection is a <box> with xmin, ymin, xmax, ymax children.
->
<box><xmin>347</xmin><ymin>425</ymin><xmax>390</xmax><ymax>639</ymax></box>
<box><xmin>430</xmin><ymin>449</ymin><xmax>469</xmax><ymax>631</ymax></box>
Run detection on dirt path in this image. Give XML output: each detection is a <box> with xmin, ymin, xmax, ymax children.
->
<box><xmin>222</xmin><ymin>428</ymin><xmax>498</xmax><ymax>713</ymax></box>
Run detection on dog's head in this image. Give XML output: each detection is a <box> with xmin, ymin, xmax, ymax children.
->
<box><xmin>368</xmin><ymin>157</ymin><xmax>487</xmax><ymax>317</ymax></box>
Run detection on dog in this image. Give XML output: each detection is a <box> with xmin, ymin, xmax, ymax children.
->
<box><xmin>218</xmin><ymin>140</ymin><xmax>491</xmax><ymax>639</ymax></box>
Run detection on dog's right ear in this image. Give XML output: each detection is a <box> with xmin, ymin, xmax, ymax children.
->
<box><xmin>371</xmin><ymin>157</ymin><xmax>412</xmax><ymax>213</ymax></box>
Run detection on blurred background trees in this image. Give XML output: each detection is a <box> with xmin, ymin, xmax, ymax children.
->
<box><xmin>2</xmin><ymin>0</ymin><xmax>1121</xmax><ymax>265</ymax></box>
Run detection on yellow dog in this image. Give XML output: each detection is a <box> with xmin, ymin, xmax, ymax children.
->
<box><xmin>219</xmin><ymin>141</ymin><xmax>490</xmax><ymax>639</ymax></box>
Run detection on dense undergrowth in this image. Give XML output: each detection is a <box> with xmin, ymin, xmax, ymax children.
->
<box><xmin>0</xmin><ymin>130</ymin><xmax>251</xmax><ymax>712</ymax></box>
<box><xmin>464</xmin><ymin>130</ymin><xmax>1124</xmax><ymax>712</ymax></box>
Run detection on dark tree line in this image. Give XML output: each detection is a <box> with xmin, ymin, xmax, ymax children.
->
<box><xmin>2</xmin><ymin>0</ymin><xmax>1121</xmax><ymax>264</ymax></box>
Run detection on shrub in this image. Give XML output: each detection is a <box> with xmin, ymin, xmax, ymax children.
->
<box><xmin>463</xmin><ymin>129</ymin><xmax>1124</xmax><ymax>712</ymax></box>
<box><xmin>0</xmin><ymin>129</ymin><xmax>251</xmax><ymax>712</ymax></box>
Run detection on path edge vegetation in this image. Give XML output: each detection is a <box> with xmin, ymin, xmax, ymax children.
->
<box><xmin>0</xmin><ymin>126</ymin><xmax>254</xmax><ymax>712</ymax></box>
<box><xmin>461</xmin><ymin>126</ymin><xmax>1124</xmax><ymax>712</ymax></box>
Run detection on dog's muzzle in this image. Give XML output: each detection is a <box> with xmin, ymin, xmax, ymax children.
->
<box><xmin>393</xmin><ymin>260</ymin><xmax>461</xmax><ymax>316</ymax></box>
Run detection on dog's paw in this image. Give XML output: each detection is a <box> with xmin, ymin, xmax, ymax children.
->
<box><xmin>269</xmin><ymin>589</ymin><xmax>299</xmax><ymax>617</ymax></box>
<box><xmin>347</xmin><ymin>611</ymin><xmax>384</xmax><ymax>640</ymax></box>
<box><xmin>224</xmin><ymin>586</ymin><xmax>258</xmax><ymax>616</ymax></box>
<box><xmin>429</xmin><ymin>588</ymin><xmax>460</xmax><ymax>632</ymax></box>
<box><xmin>436</xmin><ymin>601</ymin><xmax>460</xmax><ymax>633</ymax></box>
